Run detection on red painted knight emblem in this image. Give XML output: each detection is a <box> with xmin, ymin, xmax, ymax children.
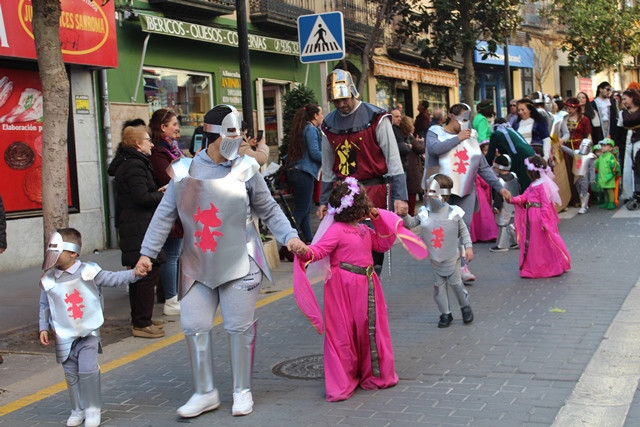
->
<box><xmin>193</xmin><ymin>203</ymin><xmax>224</xmax><ymax>253</ymax></box>
<box><xmin>453</xmin><ymin>147</ymin><xmax>470</xmax><ymax>174</ymax></box>
<box><xmin>431</xmin><ymin>226</ymin><xmax>444</xmax><ymax>249</ymax></box>
<box><xmin>65</xmin><ymin>289</ymin><xmax>85</xmax><ymax>320</ymax></box>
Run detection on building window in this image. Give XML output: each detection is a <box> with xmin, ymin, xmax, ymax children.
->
<box><xmin>418</xmin><ymin>84</ymin><xmax>449</xmax><ymax>113</ymax></box>
<box><xmin>375</xmin><ymin>79</ymin><xmax>393</xmax><ymax>112</ymax></box>
<box><xmin>143</xmin><ymin>67</ymin><xmax>213</xmax><ymax>148</ymax></box>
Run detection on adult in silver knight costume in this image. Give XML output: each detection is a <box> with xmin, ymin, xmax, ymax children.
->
<box><xmin>425</xmin><ymin>103</ymin><xmax>511</xmax><ymax>283</ymax></box>
<box><xmin>135</xmin><ymin>105</ymin><xmax>306</xmax><ymax>419</ymax></box>
<box><xmin>39</xmin><ymin>228</ymin><xmax>141</xmax><ymax>427</ymax></box>
<box><xmin>490</xmin><ymin>155</ymin><xmax>520</xmax><ymax>252</ymax></box>
<box><xmin>560</xmin><ymin>138</ymin><xmax>597</xmax><ymax>214</ymax></box>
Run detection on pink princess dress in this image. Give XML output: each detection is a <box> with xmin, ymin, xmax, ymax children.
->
<box><xmin>512</xmin><ymin>180</ymin><xmax>571</xmax><ymax>278</ymax></box>
<box><xmin>470</xmin><ymin>175</ymin><xmax>499</xmax><ymax>242</ymax></box>
<box><xmin>293</xmin><ymin>210</ymin><xmax>427</xmax><ymax>402</ymax></box>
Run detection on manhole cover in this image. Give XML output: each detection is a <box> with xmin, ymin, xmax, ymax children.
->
<box><xmin>272</xmin><ymin>354</ymin><xmax>324</xmax><ymax>379</ymax></box>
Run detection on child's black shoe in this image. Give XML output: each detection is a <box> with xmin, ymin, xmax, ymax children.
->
<box><xmin>461</xmin><ymin>305</ymin><xmax>474</xmax><ymax>324</ymax></box>
<box><xmin>438</xmin><ymin>313</ymin><xmax>453</xmax><ymax>328</ymax></box>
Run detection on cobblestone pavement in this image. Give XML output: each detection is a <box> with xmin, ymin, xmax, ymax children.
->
<box><xmin>1</xmin><ymin>205</ymin><xmax>640</xmax><ymax>426</ymax></box>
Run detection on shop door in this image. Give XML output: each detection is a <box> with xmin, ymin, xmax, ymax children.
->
<box><xmin>396</xmin><ymin>88</ymin><xmax>413</xmax><ymax>118</ymax></box>
<box><xmin>256</xmin><ymin>78</ymin><xmax>295</xmax><ymax>165</ymax></box>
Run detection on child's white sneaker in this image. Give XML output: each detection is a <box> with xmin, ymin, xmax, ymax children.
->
<box><xmin>84</xmin><ymin>408</ymin><xmax>101</xmax><ymax>427</ymax></box>
<box><xmin>460</xmin><ymin>265</ymin><xmax>476</xmax><ymax>283</ymax></box>
<box><xmin>232</xmin><ymin>391</ymin><xmax>253</xmax><ymax>416</ymax></box>
<box><xmin>66</xmin><ymin>409</ymin><xmax>84</xmax><ymax>427</ymax></box>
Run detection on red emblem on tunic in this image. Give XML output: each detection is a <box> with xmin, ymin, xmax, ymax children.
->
<box><xmin>575</xmin><ymin>157</ymin><xmax>583</xmax><ymax>170</ymax></box>
<box><xmin>453</xmin><ymin>147</ymin><xmax>470</xmax><ymax>174</ymax></box>
<box><xmin>193</xmin><ymin>203</ymin><xmax>224</xmax><ymax>253</ymax></box>
<box><xmin>64</xmin><ymin>289</ymin><xmax>84</xmax><ymax>320</ymax></box>
<box><xmin>431</xmin><ymin>226</ymin><xmax>444</xmax><ymax>249</ymax></box>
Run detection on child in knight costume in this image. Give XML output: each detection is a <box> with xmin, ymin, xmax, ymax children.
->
<box><xmin>135</xmin><ymin>105</ymin><xmax>306</xmax><ymax>419</ymax></box>
<box><xmin>560</xmin><ymin>138</ymin><xmax>597</xmax><ymax>214</ymax></box>
<box><xmin>508</xmin><ymin>156</ymin><xmax>571</xmax><ymax>278</ymax></box>
<box><xmin>403</xmin><ymin>174</ymin><xmax>475</xmax><ymax>328</ymax></box>
<box><xmin>490</xmin><ymin>155</ymin><xmax>520</xmax><ymax>252</ymax></box>
<box><xmin>38</xmin><ymin>228</ymin><xmax>143</xmax><ymax>427</ymax></box>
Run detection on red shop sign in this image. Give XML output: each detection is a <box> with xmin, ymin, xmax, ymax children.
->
<box><xmin>0</xmin><ymin>0</ymin><xmax>118</xmax><ymax>68</ymax></box>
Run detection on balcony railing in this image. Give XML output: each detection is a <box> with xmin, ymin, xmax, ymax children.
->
<box><xmin>330</xmin><ymin>0</ymin><xmax>376</xmax><ymax>43</ymax></box>
<box><xmin>249</xmin><ymin>0</ymin><xmax>315</xmax><ymax>32</ymax></box>
<box><xmin>148</xmin><ymin>0</ymin><xmax>236</xmax><ymax>19</ymax></box>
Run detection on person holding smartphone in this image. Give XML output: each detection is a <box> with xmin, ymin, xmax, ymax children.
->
<box><xmin>239</xmin><ymin>121</ymin><xmax>269</xmax><ymax>166</ymax></box>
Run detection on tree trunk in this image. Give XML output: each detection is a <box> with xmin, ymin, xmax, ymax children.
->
<box><xmin>462</xmin><ymin>46</ymin><xmax>475</xmax><ymax>107</ymax></box>
<box><xmin>357</xmin><ymin>0</ymin><xmax>392</xmax><ymax>97</ymax></box>
<box><xmin>32</xmin><ymin>0</ymin><xmax>70</xmax><ymax>246</ymax></box>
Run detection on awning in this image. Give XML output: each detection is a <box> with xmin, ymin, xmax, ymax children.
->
<box><xmin>372</xmin><ymin>57</ymin><xmax>458</xmax><ymax>88</ymax></box>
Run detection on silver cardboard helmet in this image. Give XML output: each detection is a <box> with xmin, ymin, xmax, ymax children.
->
<box><xmin>326</xmin><ymin>69</ymin><xmax>359</xmax><ymax>101</ymax></box>
<box><xmin>42</xmin><ymin>231</ymin><xmax>81</xmax><ymax>271</ymax></box>
<box><xmin>425</xmin><ymin>174</ymin><xmax>451</xmax><ymax>198</ymax></box>
<box><xmin>453</xmin><ymin>104</ymin><xmax>472</xmax><ymax>130</ymax></box>
<box><xmin>217</xmin><ymin>105</ymin><xmax>243</xmax><ymax>160</ymax></box>
<box><xmin>578</xmin><ymin>138</ymin><xmax>593</xmax><ymax>155</ymax></box>
<box><xmin>544</xmin><ymin>94</ymin><xmax>553</xmax><ymax>113</ymax></box>
<box><xmin>493</xmin><ymin>154</ymin><xmax>512</xmax><ymax>171</ymax></box>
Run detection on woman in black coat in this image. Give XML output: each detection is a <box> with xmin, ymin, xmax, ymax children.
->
<box><xmin>108</xmin><ymin>125</ymin><xmax>165</xmax><ymax>339</ymax></box>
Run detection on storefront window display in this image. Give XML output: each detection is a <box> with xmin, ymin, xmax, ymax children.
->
<box><xmin>418</xmin><ymin>84</ymin><xmax>449</xmax><ymax>113</ymax></box>
<box><xmin>0</xmin><ymin>66</ymin><xmax>79</xmax><ymax>217</ymax></box>
<box><xmin>143</xmin><ymin>67</ymin><xmax>213</xmax><ymax>149</ymax></box>
<box><xmin>376</xmin><ymin>79</ymin><xmax>393</xmax><ymax>112</ymax></box>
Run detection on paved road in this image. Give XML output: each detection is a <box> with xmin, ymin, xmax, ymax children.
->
<box><xmin>1</xmin><ymin>205</ymin><xmax>640</xmax><ymax>426</ymax></box>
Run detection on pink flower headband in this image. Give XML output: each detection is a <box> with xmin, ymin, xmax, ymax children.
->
<box><xmin>524</xmin><ymin>157</ymin><xmax>548</xmax><ymax>173</ymax></box>
<box><xmin>327</xmin><ymin>177</ymin><xmax>360</xmax><ymax>215</ymax></box>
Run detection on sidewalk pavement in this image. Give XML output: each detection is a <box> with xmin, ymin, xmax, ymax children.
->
<box><xmin>2</xmin><ymin>206</ymin><xmax>640</xmax><ymax>426</ymax></box>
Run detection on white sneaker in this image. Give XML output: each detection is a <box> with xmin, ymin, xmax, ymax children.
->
<box><xmin>163</xmin><ymin>295</ymin><xmax>180</xmax><ymax>316</ymax></box>
<box><xmin>232</xmin><ymin>391</ymin><xmax>254</xmax><ymax>416</ymax></box>
<box><xmin>460</xmin><ymin>265</ymin><xmax>476</xmax><ymax>283</ymax></box>
<box><xmin>66</xmin><ymin>409</ymin><xmax>84</xmax><ymax>427</ymax></box>
<box><xmin>578</xmin><ymin>207</ymin><xmax>587</xmax><ymax>214</ymax></box>
<box><xmin>177</xmin><ymin>389</ymin><xmax>220</xmax><ymax>418</ymax></box>
<box><xmin>84</xmin><ymin>408</ymin><xmax>101</xmax><ymax>427</ymax></box>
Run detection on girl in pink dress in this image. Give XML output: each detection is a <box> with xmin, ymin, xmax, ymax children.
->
<box><xmin>509</xmin><ymin>156</ymin><xmax>571</xmax><ymax>278</ymax></box>
<box><xmin>297</xmin><ymin>178</ymin><xmax>399</xmax><ymax>401</ymax></box>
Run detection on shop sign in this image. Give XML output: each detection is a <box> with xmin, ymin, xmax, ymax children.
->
<box><xmin>0</xmin><ymin>67</ymin><xmax>76</xmax><ymax>214</ymax></box>
<box><xmin>0</xmin><ymin>0</ymin><xmax>118</xmax><ymax>68</ymax></box>
<box><xmin>474</xmin><ymin>41</ymin><xmax>534</xmax><ymax>69</ymax></box>
<box><xmin>139</xmin><ymin>14</ymin><xmax>299</xmax><ymax>56</ymax></box>
<box><xmin>220</xmin><ymin>69</ymin><xmax>242</xmax><ymax>107</ymax></box>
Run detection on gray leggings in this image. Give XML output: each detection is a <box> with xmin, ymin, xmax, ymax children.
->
<box><xmin>180</xmin><ymin>259</ymin><xmax>262</xmax><ymax>334</ymax></box>
<box><xmin>61</xmin><ymin>335</ymin><xmax>100</xmax><ymax>374</ymax></box>
<box><xmin>433</xmin><ymin>259</ymin><xmax>469</xmax><ymax>314</ymax></box>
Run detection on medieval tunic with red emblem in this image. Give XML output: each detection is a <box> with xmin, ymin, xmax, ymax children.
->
<box><xmin>320</xmin><ymin>101</ymin><xmax>407</xmax><ymax>209</ymax></box>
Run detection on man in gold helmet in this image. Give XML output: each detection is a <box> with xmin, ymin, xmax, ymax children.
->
<box><xmin>318</xmin><ymin>69</ymin><xmax>408</xmax><ymax>274</ymax></box>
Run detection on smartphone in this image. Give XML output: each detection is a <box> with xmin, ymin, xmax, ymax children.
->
<box><xmin>257</xmin><ymin>130</ymin><xmax>264</xmax><ymax>142</ymax></box>
<box><xmin>192</xmin><ymin>133</ymin><xmax>204</xmax><ymax>152</ymax></box>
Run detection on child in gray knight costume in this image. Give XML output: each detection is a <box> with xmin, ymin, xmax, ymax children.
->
<box><xmin>38</xmin><ymin>228</ymin><xmax>143</xmax><ymax>427</ymax></box>
<box><xmin>560</xmin><ymin>138</ymin><xmax>597</xmax><ymax>214</ymax></box>
<box><xmin>402</xmin><ymin>174</ymin><xmax>474</xmax><ymax>328</ymax></box>
<box><xmin>490</xmin><ymin>154</ymin><xmax>521</xmax><ymax>252</ymax></box>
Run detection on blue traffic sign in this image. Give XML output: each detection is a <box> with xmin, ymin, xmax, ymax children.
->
<box><xmin>297</xmin><ymin>12</ymin><xmax>345</xmax><ymax>64</ymax></box>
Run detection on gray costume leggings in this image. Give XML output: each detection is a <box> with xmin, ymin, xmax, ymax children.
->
<box><xmin>433</xmin><ymin>258</ymin><xmax>469</xmax><ymax>314</ymax></box>
<box><xmin>180</xmin><ymin>259</ymin><xmax>262</xmax><ymax>334</ymax></box>
<box><xmin>61</xmin><ymin>335</ymin><xmax>100</xmax><ymax>375</ymax></box>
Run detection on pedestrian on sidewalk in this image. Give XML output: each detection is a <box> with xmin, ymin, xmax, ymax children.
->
<box><xmin>402</xmin><ymin>174</ymin><xmax>475</xmax><ymax>328</ymax></box>
<box><xmin>507</xmin><ymin>156</ymin><xmax>571</xmax><ymax>278</ymax></box>
<box><xmin>135</xmin><ymin>104</ymin><xmax>306</xmax><ymax>419</ymax></box>
<box><xmin>296</xmin><ymin>178</ymin><xmax>400</xmax><ymax>401</ymax></box>
<box><xmin>38</xmin><ymin>228</ymin><xmax>145</xmax><ymax>427</ymax></box>
<box><xmin>149</xmin><ymin>108</ymin><xmax>183</xmax><ymax>316</ymax></box>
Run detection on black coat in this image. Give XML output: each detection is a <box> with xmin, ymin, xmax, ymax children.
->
<box><xmin>0</xmin><ymin>194</ymin><xmax>6</xmax><ymax>249</ymax></box>
<box><xmin>108</xmin><ymin>146</ymin><xmax>164</xmax><ymax>267</ymax></box>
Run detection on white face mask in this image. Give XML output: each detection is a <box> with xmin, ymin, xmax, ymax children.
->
<box><xmin>219</xmin><ymin>136</ymin><xmax>243</xmax><ymax>160</ymax></box>
<box><xmin>457</xmin><ymin>119</ymin><xmax>470</xmax><ymax>131</ymax></box>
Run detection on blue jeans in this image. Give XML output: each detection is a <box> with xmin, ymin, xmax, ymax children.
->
<box><xmin>287</xmin><ymin>168</ymin><xmax>315</xmax><ymax>242</ymax></box>
<box><xmin>160</xmin><ymin>237</ymin><xmax>182</xmax><ymax>300</ymax></box>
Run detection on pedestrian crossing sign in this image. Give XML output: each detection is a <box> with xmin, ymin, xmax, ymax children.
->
<box><xmin>297</xmin><ymin>12</ymin><xmax>345</xmax><ymax>64</ymax></box>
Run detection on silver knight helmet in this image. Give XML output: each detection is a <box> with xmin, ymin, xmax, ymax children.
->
<box><xmin>326</xmin><ymin>69</ymin><xmax>359</xmax><ymax>102</ymax></box>
<box><xmin>425</xmin><ymin>173</ymin><xmax>451</xmax><ymax>211</ymax></box>
<box><xmin>452</xmin><ymin>103</ymin><xmax>472</xmax><ymax>130</ymax></box>
<box><xmin>204</xmin><ymin>104</ymin><xmax>243</xmax><ymax>160</ymax></box>
<box><xmin>42</xmin><ymin>231</ymin><xmax>81</xmax><ymax>271</ymax></box>
<box><xmin>578</xmin><ymin>138</ymin><xmax>593</xmax><ymax>155</ymax></box>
